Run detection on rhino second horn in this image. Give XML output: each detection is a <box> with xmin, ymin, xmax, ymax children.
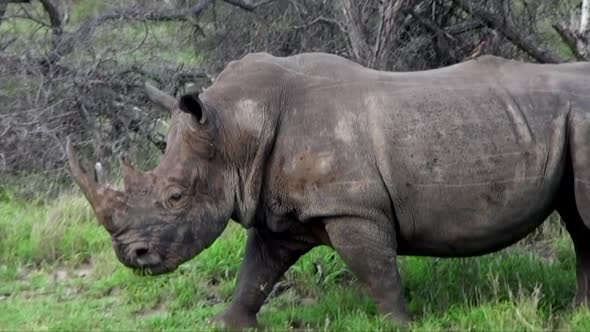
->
<box><xmin>145</xmin><ymin>82</ymin><xmax>176</xmax><ymax>111</ymax></box>
<box><xmin>120</xmin><ymin>157</ymin><xmax>145</xmax><ymax>191</ymax></box>
<box><xmin>94</xmin><ymin>162</ymin><xmax>107</xmax><ymax>185</ymax></box>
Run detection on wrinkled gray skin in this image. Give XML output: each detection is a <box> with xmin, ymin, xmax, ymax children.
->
<box><xmin>69</xmin><ymin>53</ymin><xmax>590</xmax><ymax>330</ymax></box>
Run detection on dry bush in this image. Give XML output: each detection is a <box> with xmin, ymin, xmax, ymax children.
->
<box><xmin>0</xmin><ymin>0</ymin><xmax>588</xmax><ymax>196</ymax></box>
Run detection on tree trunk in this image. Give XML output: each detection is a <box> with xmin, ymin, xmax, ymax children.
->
<box><xmin>579</xmin><ymin>0</ymin><xmax>590</xmax><ymax>59</ymax></box>
<box><xmin>581</xmin><ymin>0</ymin><xmax>590</xmax><ymax>34</ymax></box>
<box><xmin>371</xmin><ymin>0</ymin><xmax>411</xmax><ymax>70</ymax></box>
<box><xmin>338</xmin><ymin>0</ymin><xmax>372</xmax><ymax>65</ymax></box>
<box><xmin>453</xmin><ymin>0</ymin><xmax>565</xmax><ymax>63</ymax></box>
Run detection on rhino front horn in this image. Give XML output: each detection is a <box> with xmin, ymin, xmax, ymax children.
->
<box><xmin>66</xmin><ymin>137</ymin><xmax>124</xmax><ymax>227</ymax></box>
<box><xmin>145</xmin><ymin>82</ymin><xmax>176</xmax><ymax>111</ymax></box>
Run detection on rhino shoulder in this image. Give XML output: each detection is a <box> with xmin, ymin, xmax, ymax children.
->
<box><xmin>215</xmin><ymin>53</ymin><xmax>350</xmax><ymax>85</ymax></box>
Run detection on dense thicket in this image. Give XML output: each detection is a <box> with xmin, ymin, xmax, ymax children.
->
<box><xmin>0</xmin><ymin>0</ymin><xmax>588</xmax><ymax>188</ymax></box>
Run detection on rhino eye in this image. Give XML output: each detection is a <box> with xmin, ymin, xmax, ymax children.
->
<box><xmin>169</xmin><ymin>192</ymin><xmax>183</xmax><ymax>202</ymax></box>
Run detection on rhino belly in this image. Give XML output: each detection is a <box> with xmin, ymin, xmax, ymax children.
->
<box><xmin>395</xmin><ymin>159</ymin><xmax>564</xmax><ymax>257</ymax></box>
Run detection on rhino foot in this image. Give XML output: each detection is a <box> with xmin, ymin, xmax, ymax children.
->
<box><xmin>211</xmin><ymin>308</ymin><xmax>261</xmax><ymax>331</ymax></box>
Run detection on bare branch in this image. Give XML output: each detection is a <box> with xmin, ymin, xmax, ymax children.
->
<box><xmin>338</xmin><ymin>0</ymin><xmax>371</xmax><ymax>64</ymax></box>
<box><xmin>372</xmin><ymin>0</ymin><xmax>410</xmax><ymax>69</ymax></box>
<box><xmin>582</xmin><ymin>0</ymin><xmax>590</xmax><ymax>33</ymax></box>
<box><xmin>0</xmin><ymin>37</ymin><xmax>16</xmax><ymax>50</ymax></box>
<box><xmin>453</xmin><ymin>0</ymin><xmax>565</xmax><ymax>63</ymax></box>
<box><xmin>407</xmin><ymin>8</ymin><xmax>456</xmax><ymax>41</ymax></box>
<box><xmin>39</xmin><ymin>0</ymin><xmax>62</xmax><ymax>42</ymax></box>
<box><xmin>2</xmin><ymin>13</ymin><xmax>48</xmax><ymax>26</ymax></box>
<box><xmin>294</xmin><ymin>15</ymin><xmax>346</xmax><ymax>34</ymax></box>
<box><xmin>552</xmin><ymin>23</ymin><xmax>588</xmax><ymax>61</ymax></box>
<box><xmin>0</xmin><ymin>3</ymin><xmax>6</xmax><ymax>27</ymax></box>
<box><xmin>92</xmin><ymin>1</ymin><xmax>213</xmax><ymax>23</ymax></box>
<box><xmin>222</xmin><ymin>0</ymin><xmax>275</xmax><ymax>11</ymax></box>
<box><xmin>43</xmin><ymin>0</ymin><xmax>214</xmax><ymax>67</ymax></box>
<box><xmin>446</xmin><ymin>18</ymin><xmax>483</xmax><ymax>35</ymax></box>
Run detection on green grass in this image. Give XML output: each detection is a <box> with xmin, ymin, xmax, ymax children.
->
<box><xmin>1</xmin><ymin>190</ymin><xmax>589</xmax><ymax>331</ymax></box>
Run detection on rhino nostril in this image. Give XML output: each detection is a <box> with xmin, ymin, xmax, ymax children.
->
<box><xmin>127</xmin><ymin>243</ymin><xmax>162</xmax><ymax>267</ymax></box>
<box><xmin>128</xmin><ymin>243</ymin><xmax>150</xmax><ymax>262</ymax></box>
<box><xmin>135</xmin><ymin>247</ymin><xmax>149</xmax><ymax>258</ymax></box>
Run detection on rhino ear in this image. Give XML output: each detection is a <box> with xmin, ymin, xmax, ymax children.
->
<box><xmin>178</xmin><ymin>93</ymin><xmax>206</xmax><ymax>124</ymax></box>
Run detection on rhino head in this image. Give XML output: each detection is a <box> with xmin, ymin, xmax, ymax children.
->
<box><xmin>67</xmin><ymin>83</ymin><xmax>257</xmax><ymax>275</ymax></box>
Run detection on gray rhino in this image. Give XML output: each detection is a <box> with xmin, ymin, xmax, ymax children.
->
<box><xmin>67</xmin><ymin>52</ymin><xmax>590</xmax><ymax>329</ymax></box>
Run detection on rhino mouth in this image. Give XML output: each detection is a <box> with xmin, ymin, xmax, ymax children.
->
<box><xmin>129</xmin><ymin>251</ymin><xmax>179</xmax><ymax>276</ymax></box>
<box><xmin>132</xmin><ymin>264</ymin><xmax>178</xmax><ymax>276</ymax></box>
<box><xmin>113</xmin><ymin>241</ymin><xmax>180</xmax><ymax>276</ymax></box>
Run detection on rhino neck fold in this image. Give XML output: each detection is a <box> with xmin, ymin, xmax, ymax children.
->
<box><xmin>200</xmin><ymin>69</ymin><xmax>292</xmax><ymax>228</ymax></box>
<box><xmin>227</xmin><ymin>105</ymin><xmax>285</xmax><ymax>229</ymax></box>
<box><xmin>231</xmin><ymin>121</ymin><xmax>280</xmax><ymax>229</ymax></box>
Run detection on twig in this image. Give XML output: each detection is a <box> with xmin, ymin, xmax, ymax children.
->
<box><xmin>222</xmin><ymin>0</ymin><xmax>276</xmax><ymax>11</ymax></box>
<box><xmin>407</xmin><ymin>8</ymin><xmax>457</xmax><ymax>41</ymax></box>
<box><xmin>552</xmin><ymin>23</ymin><xmax>588</xmax><ymax>61</ymax></box>
<box><xmin>0</xmin><ymin>37</ymin><xmax>16</xmax><ymax>50</ymax></box>
<box><xmin>294</xmin><ymin>15</ymin><xmax>346</xmax><ymax>35</ymax></box>
<box><xmin>453</xmin><ymin>0</ymin><xmax>565</xmax><ymax>63</ymax></box>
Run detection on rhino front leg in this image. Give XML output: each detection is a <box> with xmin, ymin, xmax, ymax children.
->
<box><xmin>214</xmin><ymin>227</ymin><xmax>314</xmax><ymax>330</ymax></box>
<box><xmin>325</xmin><ymin>218</ymin><xmax>410</xmax><ymax>325</ymax></box>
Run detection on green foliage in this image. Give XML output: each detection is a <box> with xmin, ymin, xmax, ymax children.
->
<box><xmin>0</xmin><ymin>191</ymin><xmax>589</xmax><ymax>331</ymax></box>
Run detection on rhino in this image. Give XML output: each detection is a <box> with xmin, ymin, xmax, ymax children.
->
<box><xmin>67</xmin><ymin>52</ymin><xmax>590</xmax><ymax>329</ymax></box>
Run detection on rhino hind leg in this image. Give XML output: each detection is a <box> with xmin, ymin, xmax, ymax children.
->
<box><xmin>559</xmin><ymin>113</ymin><xmax>590</xmax><ymax>305</ymax></box>
<box><xmin>325</xmin><ymin>218</ymin><xmax>410</xmax><ymax>325</ymax></box>
<box><xmin>558</xmin><ymin>202</ymin><xmax>590</xmax><ymax>305</ymax></box>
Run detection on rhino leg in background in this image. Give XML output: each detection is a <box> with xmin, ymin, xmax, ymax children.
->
<box><xmin>561</xmin><ymin>113</ymin><xmax>590</xmax><ymax>305</ymax></box>
<box><xmin>325</xmin><ymin>218</ymin><xmax>410</xmax><ymax>324</ymax></box>
<box><xmin>214</xmin><ymin>228</ymin><xmax>315</xmax><ymax>330</ymax></box>
<box><xmin>559</xmin><ymin>204</ymin><xmax>590</xmax><ymax>305</ymax></box>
